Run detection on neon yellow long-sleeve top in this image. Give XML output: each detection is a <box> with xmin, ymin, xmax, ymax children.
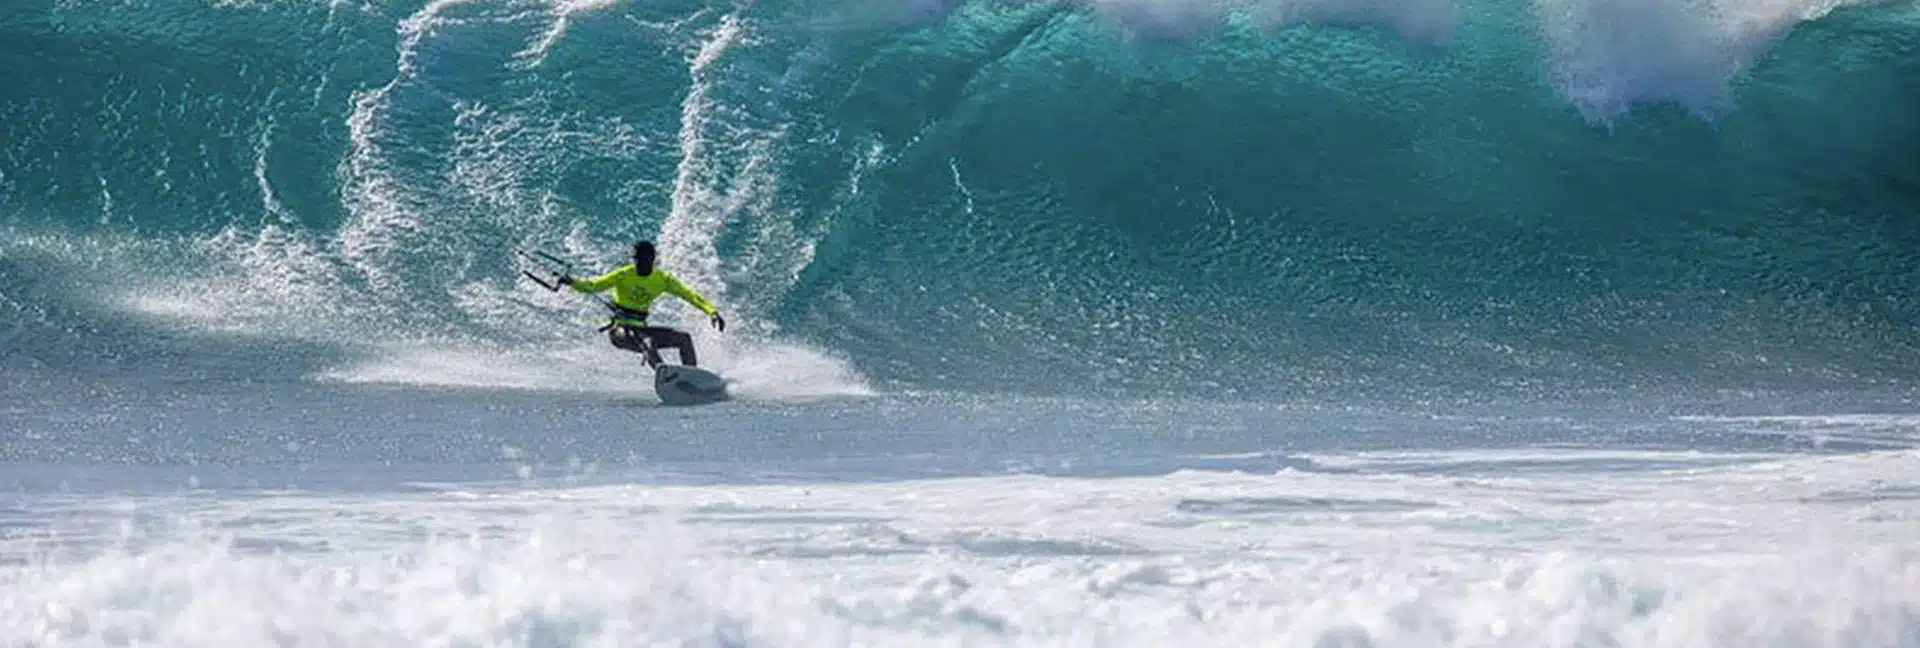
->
<box><xmin>566</xmin><ymin>264</ymin><xmax>719</xmax><ymax>324</ymax></box>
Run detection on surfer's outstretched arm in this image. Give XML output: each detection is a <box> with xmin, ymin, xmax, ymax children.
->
<box><xmin>563</xmin><ymin>267</ymin><xmax>624</xmax><ymax>293</ymax></box>
<box><xmin>663</xmin><ymin>272</ymin><xmax>717</xmax><ymax>315</ymax></box>
<box><xmin>663</xmin><ymin>271</ymin><xmax>726</xmax><ymax>332</ymax></box>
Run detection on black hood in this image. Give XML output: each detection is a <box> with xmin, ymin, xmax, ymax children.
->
<box><xmin>632</xmin><ymin>241</ymin><xmax>656</xmax><ymax>275</ymax></box>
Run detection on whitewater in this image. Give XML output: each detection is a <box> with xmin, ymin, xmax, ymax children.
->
<box><xmin>3</xmin><ymin>0</ymin><xmax>1919</xmax><ymax>645</ymax></box>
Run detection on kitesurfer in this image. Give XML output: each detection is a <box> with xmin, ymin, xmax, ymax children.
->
<box><xmin>558</xmin><ymin>240</ymin><xmax>726</xmax><ymax>367</ymax></box>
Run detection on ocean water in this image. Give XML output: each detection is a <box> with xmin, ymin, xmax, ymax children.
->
<box><xmin>3</xmin><ymin>0</ymin><xmax>1919</xmax><ymax>645</ymax></box>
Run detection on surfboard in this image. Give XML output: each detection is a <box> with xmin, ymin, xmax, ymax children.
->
<box><xmin>653</xmin><ymin>364</ymin><xmax>730</xmax><ymax>406</ymax></box>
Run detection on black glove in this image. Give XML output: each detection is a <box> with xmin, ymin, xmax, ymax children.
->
<box><xmin>556</xmin><ymin>275</ymin><xmax>573</xmax><ymax>289</ymax></box>
<box><xmin>710</xmin><ymin>312</ymin><xmax>726</xmax><ymax>332</ymax></box>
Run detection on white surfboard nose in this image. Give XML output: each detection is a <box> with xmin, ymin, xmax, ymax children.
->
<box><xmin>654</xmin><ymin>365</ymin><xmax>730</xmax><ymax>406</ymax></box>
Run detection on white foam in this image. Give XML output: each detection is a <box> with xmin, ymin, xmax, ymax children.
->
<box><xmin>1531</xmin><ymin>0</ymin><xmax>1861</xmax><ymax>122</ymax></box>
<box><xmin>126</xmin><ymin>225</ymin><xmax>367</xmax><ymax>337</ymax></box>
<box><xmin>1072</xmin><ymin>0</ymin><xmax>1862</xmax><ymax>121</ymax></box>
<box><xmin>1296</xmin><ymin>446</ymin><xmax>1787</xmax><ymax>472</ymax></box>
<box><xmin>6</xmin><ymin>536</ymin><xmax>1916</xmax><ymax>647</ymax></box>
<box><xmin>4</xmin><ymin>448</ymin><xmax>1919</xmax><ymax>647</ymax></box>
<box><xmin>694</xmin><ymin>337</ymin><xmax>878</xmax><ymax>402</ymax></box>
<box><xmin>656</xmin><ymin>13</ymin><xmax>751</xmax><ymax>299</ymax></box>
<box><xmin>513</xmin><ymin>0</ymin><xmax>623</xmax><ymax>67</ymax></box>
<box><xmin>313</xmin><ymin>334</ymin><xmax>874</xmax><ymax>402</ymax></box>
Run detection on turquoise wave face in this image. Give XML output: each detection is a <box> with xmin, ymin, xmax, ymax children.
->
<box><xmin>3</xmin><ymin>0</ymin><xmax>1917</xmax><ymax>400</ymax></box>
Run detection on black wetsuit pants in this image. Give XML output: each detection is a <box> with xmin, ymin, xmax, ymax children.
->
<box><xmin>609</xmin><ymin>324</ymin><xmax>698</xmax><ymax>367</ymax></box>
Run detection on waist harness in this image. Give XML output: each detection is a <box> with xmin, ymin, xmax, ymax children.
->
<box><xmin>598</xmin><ymin>304</ymin><xmax>650</xmax><ymax>331</ymax></box>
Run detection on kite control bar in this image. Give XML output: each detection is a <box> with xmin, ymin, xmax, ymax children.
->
<box><xmin>515</xmin><ymin>249</ymin><xmax>572</xmax><ymax>292</ymax></box>
<box><xmin>516</xmin><ymin>248</ymin><xmax>619</xmax><ymax>315</ymax></box>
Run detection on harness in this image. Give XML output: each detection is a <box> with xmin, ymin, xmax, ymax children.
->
<box><xmin>597</xmin><ymin>304</ymin><xmax>650</xmax><ymax>332</ymax></box>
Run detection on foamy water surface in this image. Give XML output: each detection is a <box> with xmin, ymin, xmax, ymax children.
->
<box><xmin>4</xmin><ymin>402</ymin><xmax>1917</xmax><ymax>648</ymax></box>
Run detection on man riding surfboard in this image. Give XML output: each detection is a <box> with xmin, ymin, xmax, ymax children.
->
<box><xmin>557</xmin><ymin>240</ymin><xmax>726</xmax><ymax>368</ymax></box>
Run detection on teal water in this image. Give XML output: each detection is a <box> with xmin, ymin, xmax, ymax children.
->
<box><xmin>5</xmin><ymin>4</ymin><xmax>1920</xmax><ymax>643</ymax></box>
<box><xmin>4</xmin><ymin>0</ymin><xmax>1916</xmax><ymax>404</ymax></box>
